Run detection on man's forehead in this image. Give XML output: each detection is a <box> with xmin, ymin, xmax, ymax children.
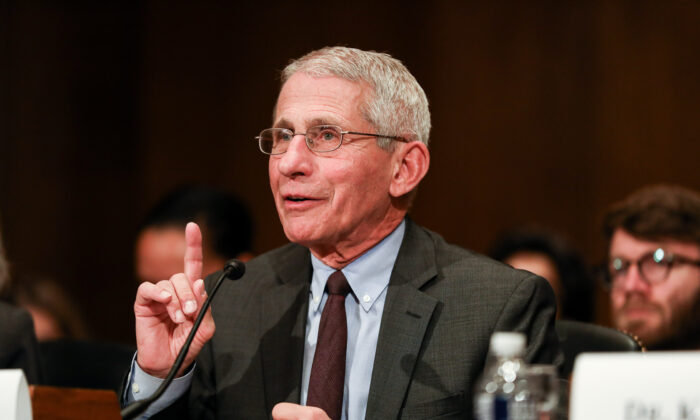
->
<box><xmin>272</xmin><ymin>73</ymin><xmax>369</xmax><ymax>126</ymax></box>
<box><xmin>610</xmin><ymin>228</ymin><xmax>700</xmax><ymax>257</ymax></box>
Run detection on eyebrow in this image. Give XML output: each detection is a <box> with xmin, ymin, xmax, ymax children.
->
<box><xmin>308</xmin><ymin>117</ymin><xmax>341</xmax><ymax>127</ymax></box>
<box><xmin>273</xmin><ymin>117</ymin><xmax>343</xmax><ymax>130</ymax></box>
<box><xmin>273</xmin><ymin>118</ymin><xmax>293</xmax><ymax>129</ymax></box>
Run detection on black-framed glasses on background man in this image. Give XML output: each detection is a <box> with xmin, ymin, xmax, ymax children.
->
<box><xmin>606</xmin><ymin>248</ymin><xmax>700</xmax><ymax>288</ymax></box>
<box><xmin>255</xmin><ymin>125</ymin><xmax>408</xmax><ymax>155</ymax></box>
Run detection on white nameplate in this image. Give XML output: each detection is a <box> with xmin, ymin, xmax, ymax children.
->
<box><xmin>0</xmin><ymin>369</ymin><xmax>32</xmax><ymax>420</ymax></box>
<box><xmin>570</xmin><ymin>352</ymin><xmax>700</xmax><ymax>420</ymax></box>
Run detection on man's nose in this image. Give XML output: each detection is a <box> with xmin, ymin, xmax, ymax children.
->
<box><xmin>276</xmin><ymin>134</ymin><xmax>312</xmax><ymax>177</ymax></box>
<box><xmin>619</xmin><ymin>264</ymin><xmax>651</xmax><ymax>294</ymax></box>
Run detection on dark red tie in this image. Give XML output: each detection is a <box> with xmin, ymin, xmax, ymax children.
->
<box><xmin>306</xmin><ymin>270</ymin><xmax>351</xmax><ymax>420</ymax></box>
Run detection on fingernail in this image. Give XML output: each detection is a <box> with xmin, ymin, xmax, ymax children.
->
<box><xmin>184</xmin><ymin>300</ymin><xmax>197</xmax><ymax>314</ymax></box>
<box><xmin>175</xmin><ymin>310</ymin><xmax>185</xmax><ymax>323</ymax></box>
<box><xmin>160</xmin><ymin>290</ymin><xmax>172</xmax><ymax>299</ymax></box>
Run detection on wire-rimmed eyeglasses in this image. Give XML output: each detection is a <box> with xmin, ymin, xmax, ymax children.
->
<box><xmin>255</xmin><ymin>124</ymin><xmax>408</xmax><ymax>155</ymax></box>
<box><xmin>605</xmin><ymin>248</ymin><xmax>700</xmax><ymax>288</ymax></box>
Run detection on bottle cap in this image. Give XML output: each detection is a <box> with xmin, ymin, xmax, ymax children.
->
<box><xmin>489</xmin><ymin>332</ymin><xmax>526</xmax><ymax>357</ymax></box>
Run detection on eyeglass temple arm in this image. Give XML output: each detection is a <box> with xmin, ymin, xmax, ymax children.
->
<box><xmin>673</xmin><ymin>255</ymin><xmax>700</xmax><ymax>267</ymax></box>
<box><xmin>343</xmin><ymin>131</ymin><xmax>409</xmax><ymax>142</ymax></box>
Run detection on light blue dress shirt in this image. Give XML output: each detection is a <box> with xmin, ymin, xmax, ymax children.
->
<box><xmin>123</xmin><ymin>353</ymin><xmax>194</xmax><ymax>418</ymax></box>
<box><xmin>302</xmin><ymin>219</ymin><xmax>405</xmax><ymax>420</ymax></box>
<box><xmin>125</xmin><ymin>219</ymin><xmax>406</xmax><ymax>419</ymax></box>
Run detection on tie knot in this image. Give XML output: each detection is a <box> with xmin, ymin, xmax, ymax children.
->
<box><xmin>327</xmin><ymin>271</ymin><xmax>351</xmax><ymax>296</ymax></box>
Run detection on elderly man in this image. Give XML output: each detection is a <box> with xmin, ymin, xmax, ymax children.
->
<box><xmin>604</xmin><ymin>184</ymin><xmax>700</xmax><ymax>350</ymax></box>
<box><xmin>125</xmin><ymin>46</ymin><xmax>560</xmax><ymax>419</ymax></box>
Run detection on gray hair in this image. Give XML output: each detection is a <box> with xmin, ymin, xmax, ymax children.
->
<box><xmin>280</xmin><ymin>46</ymin><xmax>431</xmax><ymax>148</ymax></box>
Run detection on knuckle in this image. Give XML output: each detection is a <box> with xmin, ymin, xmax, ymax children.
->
<box><xmin>310</xmin><ymin>407</ymin><xmax>326</xmax><ymax>419</ymax></box>
<box><xmin>156</xmin><ymin>279</ymin><xmax>171</xmax><ymax>289</ymax></box>
<box><xmin>169</xmin><ymin>272</ymin><xmax>186</xmax><ymax>282</ymax></box>
<box><xmin>137</xmin><ymin>281</ymin><xmax>156</xmax><ymax>296</ymax></box>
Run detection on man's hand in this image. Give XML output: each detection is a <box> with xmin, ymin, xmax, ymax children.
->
<box><xmin>272</xmin><ymin>403</ymin><xmax>331</xmax><ymax>420</ymax></box>
<box><xmin>133</xmin><ymin>222</ymin><xmax>216</xmax><ymax>378</ymax></box>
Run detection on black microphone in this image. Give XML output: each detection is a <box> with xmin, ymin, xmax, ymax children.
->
<box><xmin>121</xmin><ymin>259</ymin><xmax>246</xmax><ymax>419</ymax></box>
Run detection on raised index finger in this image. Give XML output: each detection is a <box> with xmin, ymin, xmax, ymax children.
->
<box><xmin>184</xmin><ymin>222</ymin><xmax>203</xmax><ymax>283</ymax></box>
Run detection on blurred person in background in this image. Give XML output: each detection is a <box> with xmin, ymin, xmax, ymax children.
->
<box><xmin>490</xmin><ymin>226</ymin><xmax>596</xmax><ymax>322</ymax></box>
<box><xmin>604</xmin><ymin>184</ymin><xmax>700</xmax><ymax>350</ymax></box>
<box><xmin>135</xmin><ymin>186</ymin><xmax>254</xmax><ymax>284</ymax></box>
<box><xmin>4</xmin><ymin>227</ymin><xmax>132</xmax><ymax>391</ymax></box>
<box><xmin>0</xmin><ymin>223</ymin><xmax>43</xmax><ymax>383</ymax></box>
<box><xmin>10</xmin><ymin>274</ymin><xmax>89</xmax><ymax>341</ymax></box>
<box><xmin>12</xmin><ymin>274</ymin><xmax>134</xmax><ymax>392</ymax></box>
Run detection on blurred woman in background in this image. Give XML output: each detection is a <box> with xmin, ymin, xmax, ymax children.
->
<box><xmin>490</xmin><ymin>226</ymin><xmax>596</xmax><ymax>322</ymax></box>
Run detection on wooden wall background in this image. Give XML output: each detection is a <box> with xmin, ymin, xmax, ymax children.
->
<box><xmin>1</xmin><ymin>1</ymin><xmax>698</xmax><ymax>343</ymax></box>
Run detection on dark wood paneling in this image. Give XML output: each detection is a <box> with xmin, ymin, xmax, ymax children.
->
<box><xmin>1</xmin><ymin>1</ymin><xmax>698</xmax><ymax>341</ymax></box>
<box><xmin>1</xmin><ymin>2</ymin><xmax>142</xmax><ymax>341</ymax></box>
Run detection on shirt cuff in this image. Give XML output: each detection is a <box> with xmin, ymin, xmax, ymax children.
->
<box><xmin>123</xmin><ymin>352</ymin><xmax>194</xmax><ymax>419</ymax></box>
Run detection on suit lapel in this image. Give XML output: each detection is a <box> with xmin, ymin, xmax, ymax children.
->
<box><xmin>260</xmin><ymin>245</ymin><xmax>312</xmax><ymax>413</ymax></box>
<box><xmin>365</xmin><ymin>219</ymin><xmax>439</xmax><ymax>419</ymax></box>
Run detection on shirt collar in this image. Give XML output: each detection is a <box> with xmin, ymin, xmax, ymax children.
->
<box><xmin>310</xmin><ymin>219</ymin><xmax>406</xmax><ymax>313</ymax></box>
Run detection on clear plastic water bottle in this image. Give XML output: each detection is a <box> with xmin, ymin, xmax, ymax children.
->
<box><xmin>474</xmin><ymin>332</ymin><xmax>536</xmax><ymax>420</ymax></box>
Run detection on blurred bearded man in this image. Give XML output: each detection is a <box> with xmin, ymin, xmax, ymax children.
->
<box><xmin>604</xmin><ymin>184</ymin><xmax>700</xmax><ymax>350</ymax></box>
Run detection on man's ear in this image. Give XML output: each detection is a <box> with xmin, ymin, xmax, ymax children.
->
<box><xmin>389</xmin><ymin>141</ymin><xmax>430</xmax><ymax>198</ymax></box>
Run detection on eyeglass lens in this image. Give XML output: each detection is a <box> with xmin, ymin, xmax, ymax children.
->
<box><xmin>258</xmin><ymin>126</ymin><xmax>344</xmax><ymax>154</ymax></box>
<box><xmin>609</xmin><ymin>249</ymin><xmax>671</xmax><ymax>285</ymax></box>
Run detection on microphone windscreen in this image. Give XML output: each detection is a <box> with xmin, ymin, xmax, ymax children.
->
<box><xmin>224</xmin><ymin>259</ymin><xmax>246</xmax><ymax>280</ymax></box>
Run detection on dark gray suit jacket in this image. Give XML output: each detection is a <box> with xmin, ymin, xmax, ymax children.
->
<box><xmin>0</xmin><ymin>301</ymin><xmax>43</xmax><ymax>384</ymax></box>
<box><xmin>159</xmin><ymin>219</ymin><xmax>561</xmax><ymax>419</ymax></box>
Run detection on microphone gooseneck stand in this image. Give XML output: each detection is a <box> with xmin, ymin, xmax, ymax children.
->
<box><xmin>121</xmin><ymin>260</ymin><xmax>246</xmax><ymax>420</ymax></box>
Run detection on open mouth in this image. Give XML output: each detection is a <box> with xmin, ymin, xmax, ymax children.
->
<box><xmin>285</xmin><ymin>195</ymin><xmax>318</xmax><ymax>204</ymax></box>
